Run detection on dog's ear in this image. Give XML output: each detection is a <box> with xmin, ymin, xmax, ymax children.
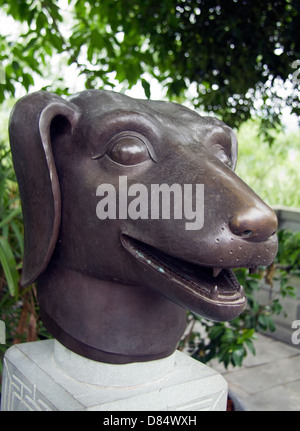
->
<box><xmin>203</xmin><ymin>117</ymin><xmax>238</xmax><ymax>171</ymax></box>
<box><xmin>9</xmin><ymin>91</ymin><xmax>81</xmax><ymax>286</ymax></box>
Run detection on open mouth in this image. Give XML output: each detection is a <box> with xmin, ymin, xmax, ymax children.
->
<box><xmin>121</xmin><ymin>235</ymin><xmax>246</xmax><ymax>316</ymax></box>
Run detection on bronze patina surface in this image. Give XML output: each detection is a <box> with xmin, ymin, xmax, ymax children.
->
<box><xmin>9</xmin><ymin>90</ymin><xmax>278</xmax><ymax>363</ymax></box>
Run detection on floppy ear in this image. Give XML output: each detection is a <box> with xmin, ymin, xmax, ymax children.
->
<box><xmin>9</xmin><ymin>91</ymin><xmax>81</xmax><ymax>286</ymax></box>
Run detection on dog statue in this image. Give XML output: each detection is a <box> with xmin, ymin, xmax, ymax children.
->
<box><xmin>9</xmin><ymin>90</ymin><xmax>278</xmax><ymax>363</ymax></box>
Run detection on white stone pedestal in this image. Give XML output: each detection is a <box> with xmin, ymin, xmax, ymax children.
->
<box><xmin>1</xmin><ymin>340</ymin><xmax>227</xmax><ymax>411</ymax></box>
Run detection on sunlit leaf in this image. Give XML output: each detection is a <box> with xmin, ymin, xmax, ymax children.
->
<box><xmin>0</xmin><ymin>236</ymin><xmax>19</xmax><ymax>297</ymax></box>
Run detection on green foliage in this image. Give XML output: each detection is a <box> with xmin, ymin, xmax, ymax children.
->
<box><xmin>0</xmin><ymin>143</ymin><xmax>22</xmax><ymax>298</ymax></box>
<box><xmin>0</xmin><ymin>141</ymin><xmax>22</xmax><ymax>386</ymax></box>
<box><xmin>276</xmin><ymin>229</ymin><xmax>300</xmax><ymax>272</ymax></box>
<box><xmin>236</xmin><ymin>121</ymin><xmax>300</xmax><ymax>208</ymax></box>
<box><xmin>0</xmin><ymin>0</ymin><xmax>299</xmax><ymax>131</ymax></box>
<box><xmin>182</xmin><ymin>311</ymin><xmax>256</xmax><ymax>368</ymax></box>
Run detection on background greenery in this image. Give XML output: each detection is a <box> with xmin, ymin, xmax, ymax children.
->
<box><xmin>0</xmin><ymin>0</ymin><xmax>300</xmax><ymax>389</ymax></box>
<box><xmin>236</xmin><ymin>121</ymin><xmax>300</xmax><ymax>208</ymax></box>
<box><xmin>0</xmin><ymin>0</ymin><xmax>299</xmax><ymax>133</ymax></box>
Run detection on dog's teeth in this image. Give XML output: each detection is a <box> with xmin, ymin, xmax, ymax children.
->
<box><xmin>238</xmin><ymin>285</ymin><xmax>244</xmax><ymax>295</ymax></box>
<box><xmin>210</xmin><ymin>285</ymin><xmax>219</xmax><ymax>299</ymax></box>
<box><xmin>249</xmin><ymin>267</ymin><xmax>258</xmax><ymax>274</ymax></box>
<box><xmin>213</xmin><ymin>267</ymin><xmax>222</xmax><ymax>277</ymax></box>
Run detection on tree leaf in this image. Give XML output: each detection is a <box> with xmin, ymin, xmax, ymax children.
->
<box><xmin>232</xmin><ymin>347</ymin><xmax>245</xmax><ymax>367</ymax></box>
<box><xmin>0</xmin><ymin>236</ymin><xmax>19</xmax><ymax>297</ymax></box>
<box><xmin>0</xmin><ymin>207</ymin><xmax>22</xmax><ymax>229</ymax></box>
<box><xmin>141</xmin><ymin>78</ymin><xmax>151</xmax><ymax>99</ymax></box>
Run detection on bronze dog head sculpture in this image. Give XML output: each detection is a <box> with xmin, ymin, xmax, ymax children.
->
<box><xmin>9</xmin><ymin>90</ymin><xmax>278</xmax><ymax>363</ymax></box>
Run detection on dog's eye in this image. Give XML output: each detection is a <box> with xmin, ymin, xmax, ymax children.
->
<box><xmin>107</xmin><ymin>135</ymin><xmax>150</xmax><ymax>165</ymax></box>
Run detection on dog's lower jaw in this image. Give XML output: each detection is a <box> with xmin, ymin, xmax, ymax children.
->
<box><xmin>121</xmin><ymin>234</ymin><xmax>247</xmax><ymax>322</ymax></box>
<box><xmin>37</xmin><ymin>263</ymin><xmax>187</xmax><ymax>364</ymax></box>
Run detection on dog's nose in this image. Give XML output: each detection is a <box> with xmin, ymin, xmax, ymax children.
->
<box><xmin>229</xmin><ymin>206</ymin><xmax>278</xmax><ymax>242</ymax></box>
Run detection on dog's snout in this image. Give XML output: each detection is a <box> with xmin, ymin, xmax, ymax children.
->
<box><xmin>229</xmin><ymin>206</ymin><xmax>278</xmax><ymax>242</ymax></box>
